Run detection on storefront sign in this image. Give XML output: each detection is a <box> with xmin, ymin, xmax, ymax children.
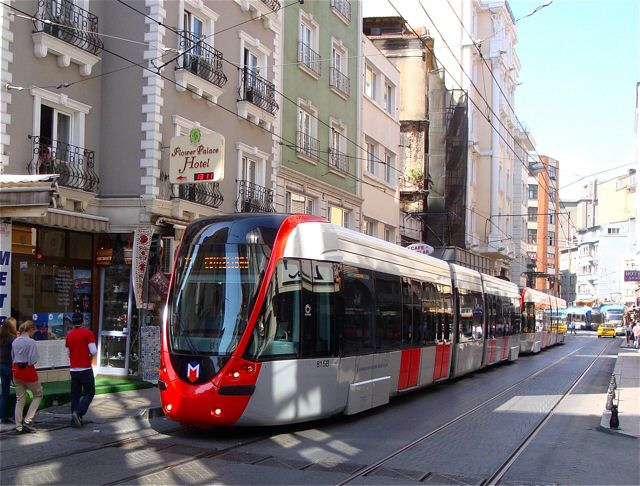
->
<box><xmin>140</xmin><ymin>326</ymin><xmax>160</xmax><ymax>383</ymax></box>
<box><xmin>169</xmin><ymin>128</ymin><xmax>225</xmax><ymax>184</ymax></box>
<box><xmin>527</xmin><ymin>252</ymin><xmax>537</xmax><ymax>261</ymax></box>
<box><xmin>407</xmin><ymin>242</ymin><xmax>435</xmax><ymax>256</ymax></box>
<box><xmin>132</xmin><ymin>227</ymin><xmax>154</xmax><ymax>308</ymax></box>
<box><xmin>0</xmin><ymin>222</ymin><xmax>11</xmax><ymax>322</ymax></box>
<box><xmin>624</xmin><ymin>270</ymin><xmax>640</xmax><ymax>282</ymax></box>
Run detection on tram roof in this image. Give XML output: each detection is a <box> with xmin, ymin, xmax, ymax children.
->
<box><xmin>283</xmin><ymin>221</ymin><xmax>452</xmax><ymax>285</ymax></box>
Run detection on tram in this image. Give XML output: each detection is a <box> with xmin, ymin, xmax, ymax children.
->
<box><xmin>565</xmin><ymin>306</ymin><xmax>592</xmax><ymax>330</ymax></box>
<box><xmin>520</xmin><ymin>288</ymin><xmax>567</xmax><ymax>353</ymax></box>
<box><xmin>159</xmin><ymin>214</ymin><xmax>522</xmax><ymax>427</ymax></box>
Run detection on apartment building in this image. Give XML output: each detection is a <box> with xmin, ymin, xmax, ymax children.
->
<box><xmin>0</xmin><ymin>0</ymin><xmax>282</xmax><ymax>378</ymax></box>
<box><xmin>526</xmin><ymin>155</ymin><xmax>560</xmax><ymax>293</ymax></box>
<box><xmin>275</xmin><ymin>0</ymin><xmax>362</xmax><ymax>228</ymax></box>
<box><xmin>360</xmin><ymin>34</ymin><xmax>400</xmax><ymax>242</ymax></box>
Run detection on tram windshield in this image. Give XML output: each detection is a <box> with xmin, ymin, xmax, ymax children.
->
<box><xmin>169</xmin><ymin>224</ymin><xmax>273</xmax><ymax>356</ymax></box>
<box><xmin>603</xmin><ymin>309</ymin><xmax>624</xmax><ymax>324</ymax></box>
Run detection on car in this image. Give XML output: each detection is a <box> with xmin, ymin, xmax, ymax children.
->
<box><xmin>597</xmin><ymin>323</ymin><xmax>616</xmax><ymax>338</ymax></box>
<box><xmin>614</xmin><ymin>323</ymin><xmax>626</xmax><ymax>336</ymax></box>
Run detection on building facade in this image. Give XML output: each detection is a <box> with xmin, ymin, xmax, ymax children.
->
<box><xmin>360</xmin><ymin>34</ymin><xmax>400</xmax><ymax>242</ymax></box>
<box><xmin>526</xmin><ymin>155</ymin><xmax>560</xmax><ymax>293</ymax></box>
<box><xmin>1</xmin><ymin>0</ymin><xmax>283</xmax><ymax>378</ymax></box>
<box><xmin>275</xmin><ymin>0</ymin><xmax>362</xmax><ymax>229</ymax></box>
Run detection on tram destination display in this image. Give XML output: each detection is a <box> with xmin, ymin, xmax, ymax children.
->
<box><xmin>169</xmin><ymin>127</ymin><xmax>225</xmax><ymax>184</ymax></box>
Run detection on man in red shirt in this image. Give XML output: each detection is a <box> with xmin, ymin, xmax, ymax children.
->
<box><xmin>65</xmin><ymin>313</ymin><xmax>97</xmax><ymax>427</ymax></box>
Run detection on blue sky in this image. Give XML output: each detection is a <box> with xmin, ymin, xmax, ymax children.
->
<box><xmin>510</xmin><ymin>0</ymin><xmax>639</xmax><ymax>198</ymax></box>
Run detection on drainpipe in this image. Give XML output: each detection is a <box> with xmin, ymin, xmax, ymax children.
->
<box><xmin>490</xmin><ymin>56</ymin><xmax>500</xmax><ymax>248</ymax></box>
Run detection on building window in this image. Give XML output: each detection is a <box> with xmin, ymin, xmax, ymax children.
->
<box><xmin>527</xmin><ymin>229</ymin><xmax>537</xmax><ymax>245</ymax></box>
<box><xmin>470</xmin><ymin>156</ymin><xmax>477</xmax><ymax>185</ymax></box>
<box><xmin>365</xmin><ymin>64</ymin><xmax>377</xmax><ymax>100</ymax></box>
<box><xmin>549</xmin><ymin>212</ymin><xmax>555</xmax><ymax>225</ymax></box>
<box><xmin>285</xmin><ymin>190</ymin><xmax>314</xmax><ymax>214</ymax></box>
<box><xmin>528</xmin><ymin>207</ymin><xmax>537</xmax><ymax>222</ymax></box>
<box><xmin>298</xmin><ymin>11</ymin><xmax>320</xmax><ymax>76</ymax></box>
<box><xmin>384</xmin><ymin>151</ymin><xmax>394</xmax><ymax>184</ymax></box>
<box><xmin>330</xmin><ymin>40</ymin><xmax>349</xmax><ymax>97</ymax></box>
<box><xmin>329</xmin><ymin>122</ymin><xmax>347</xmax><ymax>172</ymax></box>
<box><xmin>548</xmin><ymin>231</ymin><xmax>555</xmax><ymax>246</ymax></box>
<box><xmin>528</xmin><ymin>184</ymin><xmax>538</xmax><ymax>200</ymax></box>
<box><xmin>363</xmin><ymin>219</ymin><xmax>376</xmax><ymax>237</ymax></box>
<box><xmin>329</xmin><ymin>206</ymin><xmax>349</xmax><ymax>228</ymax></box>
<box><xmin>607</xmin><ymin>227</ymin><xmax>620</xmax><ymax>234</ymax></box>
<box><xmin>366</xmin><ymin>141</ymin><xmax>376</xmax><ymax>175</ymax></box>
<box><xmin>384</xmin><ymin>227</ymin><xmax>394</xmax><ymax>243</ymax></box>
<box><xmin>383</xmin><ymin>81</ymin><xmax>394</xmax><ymax>114</ymax></box>
<box><xmin>296</xmin><ymin>102</ymin><xmax>318</xmax><ymax>160</ymax></box>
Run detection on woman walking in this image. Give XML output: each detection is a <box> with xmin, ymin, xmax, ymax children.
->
<box><xmin>0</xmin><ymin>317</ymin><xmax>17</xmax><ymax>423</ymax></box>
<box><xmin>12</xmin><ymin>321</ymin><xmax>43</xmax><ymax>434</ymax></box>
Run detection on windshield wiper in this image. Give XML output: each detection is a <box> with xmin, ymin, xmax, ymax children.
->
<box><xmin>172</xmin><ymin>310</ymin><xmax>199</xmax><ymax>357</ymax></box>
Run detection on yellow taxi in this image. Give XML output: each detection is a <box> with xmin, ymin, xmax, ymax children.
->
<box><xmin>597</xmin><ymin>322</ymin><xmax>616</xmax><ymax>338</ymax></box>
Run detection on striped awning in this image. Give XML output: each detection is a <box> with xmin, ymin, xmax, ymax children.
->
<box><xmin>42</xmin><ymin>208</ymin><xmax>109</xmax><ymax>233</ymax></box>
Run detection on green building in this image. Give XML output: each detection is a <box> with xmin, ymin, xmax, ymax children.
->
<box><xmin>275</xmin><ymin>0</ymin><xmax>362</xmax><ymax>228</ymax></box>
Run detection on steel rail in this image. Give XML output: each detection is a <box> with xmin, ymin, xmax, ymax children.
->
<box><xmin>483</xmin><ymin>340</ymin><xmax>612</xmax><ymax>485</ymax></box>
<box><xmin>337</xmin><ymin>343</ymin><xmax>591</xmax><ymax>485</ymax></box>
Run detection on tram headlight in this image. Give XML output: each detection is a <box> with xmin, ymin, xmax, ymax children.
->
<box><xmin>166</xmin><ymin>403</ymin><xmax>172</xmax><ymax>412</ymax></box>
<box><xmin>212</xmin><ymin>408</ymin><xmax>222</xmax><ymax>416</ymax></box>
<box><xmin>232</xmin><ymin>371</ymin><xmax>240</xmax><ymax>378</ymax></box>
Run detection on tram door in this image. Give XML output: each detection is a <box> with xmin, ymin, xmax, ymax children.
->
<box><xmin>299</xmin><ymin>261</ymin><xmax>341</xmax><ymax>417</ymax></box>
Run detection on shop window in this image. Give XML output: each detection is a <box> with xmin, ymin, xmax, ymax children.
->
<box><xmin>69</xmin><ymin>232</ymin><xmax>93</xmax><ymax>261</ymax></box>
<box><xmin>40</xmin><ymin>229</ymin><xmax>66</xmax><ymax>257</ymax></box>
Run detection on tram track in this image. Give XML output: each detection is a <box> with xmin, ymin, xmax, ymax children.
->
<box><xmin>337</xmin><ymin>341</ymin><xmax>601</xmax><ymax>485</ymax></box>
<box><xmin>101</xmin><ymin>342</ymin><xmax>593</xmax><ymax>486</ymax></box>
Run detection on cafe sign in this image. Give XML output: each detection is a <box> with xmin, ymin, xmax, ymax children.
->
<box><xmin>169</xmin><ymin>128</ymin><xmax>225</xmax><ymax>184</ymax></box>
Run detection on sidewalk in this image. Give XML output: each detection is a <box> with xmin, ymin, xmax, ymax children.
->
<box><xmin>0</xmin><ymin>383</ymin><xmax>162</xmax><ymax>434</ymax></box>
<box><xmin>600</xmin><ymin>342</ymin><xmax>640</xmax><ymax>438</ymax></box>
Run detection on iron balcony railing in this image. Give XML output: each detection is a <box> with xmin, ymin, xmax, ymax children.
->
<box><xmin>329</xmin><ymin>148</ymin><xmax>348</xmax><ymax>173</ymax></box>
<box><xmin>176</xmin><ymin>30</ymin><xmax>227</xmax><ymax>88</ymax></box>
<box><xmin>174</xmin><ymin>182</ymin><xmax>223</xmax><ymax>208</ymax></box>
<box><xmin>296</xmin><ymin>131</ymin><xmax>319</xmax><ymax>161</ymax></box>
<box><xmin>330</xmin><ymin>0</ymin><xmax>351</xmax><ymax>22</ymax></box>
<box><xmin>259</xmin><ymin>0</ymin><xmax>281</xmax><ymax>10</ymax></box>
<box><xmin>236</xmin><ymin>180</ymin><xmax>275</xmax><ymax>213</ymax></box>
<box><xmin>329</xmin><ymin>67</ymin><xmax>350</xmax><ymax>97</ymax></box>
<box><xmin>238</xmin><ymin>67</ymin><xmax>278</xmax><ymax>115</ymax></box>
<box><xmin>35</xmin><ymin>0</ymin><xmax>103</xmax><ymax>55</ymax></box>
<box><xmin>297</xmin><ymin>42</ymin><xmax>321</xmax><ymax>76</ymax></box>
<box><xmin>29</xmin><ymin>135</ymin><xmax>99</xmax><ymax>192</ymax></box>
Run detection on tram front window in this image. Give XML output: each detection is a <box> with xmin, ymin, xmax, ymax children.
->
<box><xmin>169</xmin><ymin>239</ymin><xmax>270</xmax><ymax>356</ymax></box>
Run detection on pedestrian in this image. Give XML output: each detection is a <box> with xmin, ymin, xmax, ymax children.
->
<box><xmin>625</xmin><ymin>320</ymin><xmax>632</xmax><ymax>346</ymax></box>
<box><xmin>570</xmin><ymin>321</ymin><xmax>577</xmax><ymax>335</ymax></box>
<box><xmin>633</xmin><ymin>320</ymin><xmax>640</xmax><ymax>350</ymax></box>
<box><xmin>65</xmin><ymin>312</ymin><xmax>96</xmax><ymax>427</ymax></box>
<box><xmin>12</xmin><ymin>320</ymin><xmax>43</xmax><ymax>434</ymax></box>
<box><xmin>0</xmin><ymin>317</ymin><xmax>18</xmax><ymax>423</ymax></box>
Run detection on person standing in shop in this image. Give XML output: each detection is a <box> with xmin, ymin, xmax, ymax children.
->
<box><xmin>12</xmin><ymin>321</ymin><xmax>43</xmax><ymax>434</ymax></box>
<box><xmin>65</xmin><ymin>313</ymin><xmax>97</xmax><ymax>427</ymax></box>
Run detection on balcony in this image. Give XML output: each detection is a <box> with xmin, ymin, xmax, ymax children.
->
<box><xmin>32</xmin><ymin>0</ymin><xmax>102</xmax><ymax>75</ymax></box>
<box><xmin>329</xmin><ymin>148</ymin><xmax>348</xmax><ymax>173</ymax></box>
<box><xmin>259</xmin><ymin>0</ymin><xmax>281</xmax><ymax>10</ymax></box>
<box><xmin>238</xmin><ymin>67</ymin><xmax>278</xmax><ymax>115</ymax></box>
<box><xmin>298</xmin><ymin>42</ymin><xmax>321</xmax><ymax>77</ymax></box>
<box><xmin>296</xmin><ymin>131</ymin><xmax>319</xmax><ymax>162</ymax></box>
<box><xmin>330</xmin><ymin>0</ymin><xmax>351</xmax><ymax>22</ymax></box>
<box><xmin>174</xmin><ymin>182</ymin><xmax>223</xmax><ymax>209</ymax></box>
<box><xmin>236</xmin><ymin>180</ymin><xmax>275</xmax><ymax>213</ymax></box>
<box><xmin>329</xmin><ymin>67</ymin><xmax>350</xmax><ymax>98</ymax></box>
<box><xmin>175</xmin><ymin>31</ymin><xmax>227</xmax><ymax>104</ymax></box>
<box><xmin>29</xmin><ymin>136</ymin><xmax>99</xmax><ymax>193</ymax></box>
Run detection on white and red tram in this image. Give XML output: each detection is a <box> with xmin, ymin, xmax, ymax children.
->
<box><xmin>520</xmin><ymin>287</ymin><xmax>567</xmax><ymax>353</ymax></box>
<box><xmin>159</xmin><ymin>215</ymin><xmax>523</xmax><ymax>427</ymax></box>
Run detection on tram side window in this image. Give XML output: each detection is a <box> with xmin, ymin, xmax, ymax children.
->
<box><xmin>522</xmin><ymin>302</ymin><xmax>535</xmax><ymax>333</ymax></box>
<box><xmin>511</xmin><ymin>298</ymin><xmax>521</xmax><ymax>335</ymax></box>
<box><xmin>410</xmin><ymin>280</ymin><xmax>422</xmax><ymax>346</ymax></box>
<box><xmin>486</xmin><ymin>295</ymin><xmax>496</xmax><ymax>339</ymax></box>
<box><xmin>341</xmin><ymin>266</ymin><xmax>375</xmax><ymax>355</ymax></box>
<box><xmin>401</xmin><ymin>278</ymin><xmax>413</xmax><ymax>345</ymax></box>
<box><xmin>457</xmin><ymin>288</ymin><xmax>484</xmax><ymax>342</ymax></box>
<box><xmin>244</xmin><ymin>259</ymin><xmax>301</xmax><ymax>361</ymax></box>
<box><xmin>421</xmin><ymin>282</ymin><xmax>441</xmax><ymax>343</ymax></box>
<box><xmin>374</xmin><ymin>273</ymin><xmax>402</xmax><ymax>350</ymax></box>
<box><xmin>440</xmin><ymin>284</ymin><xmax>453</xmax><ymax>342</ymax></box>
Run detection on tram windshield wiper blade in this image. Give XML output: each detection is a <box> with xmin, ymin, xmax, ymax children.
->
<box><xmin>172</xmin><ymin>310</ymin><xmax>199</xmax><ymax>357</ymax></box>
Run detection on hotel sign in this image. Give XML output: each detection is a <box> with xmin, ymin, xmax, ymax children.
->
<box><xmin>624</xmin><ymin>270</ymin><xmax>640</xmax><ymax>282</ymax></box>
<box><xmin>169</xmin><ymin>128</ymin><xmax>225</xmax><ymax>184</ymax></box>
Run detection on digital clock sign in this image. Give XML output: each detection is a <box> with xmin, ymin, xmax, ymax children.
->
<box><xmin>194</xmin><ymin>172</ymin><xmax>214</xmax><ymax>181</ymax></box>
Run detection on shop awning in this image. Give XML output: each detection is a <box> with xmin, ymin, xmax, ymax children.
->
<box><xmin>0</xmin><ymin>174</ymin><xmax>58</xmax><ymax>218</ymax></box>
<box><xmin>42</xmin><ymin>208</ymin><xmax>109</xmax><ymax>233</ymax></box>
